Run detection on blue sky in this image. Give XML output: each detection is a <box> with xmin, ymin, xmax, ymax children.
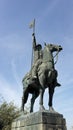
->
<box><xmin>0</xmin><ymin>0</ymin><xmax>73</xmax><ymax>129</ymax></box>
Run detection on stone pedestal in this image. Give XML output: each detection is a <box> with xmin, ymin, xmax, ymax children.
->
<box><xmin>11</xmin><ymin>111</ymin><xmax>67</xmax><ymax>130</ymax></box>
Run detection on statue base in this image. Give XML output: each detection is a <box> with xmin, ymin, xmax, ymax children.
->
<box><xmin>11</xmin><ymin>110</ymin><xmax>67</xmax><ymax>130</ymax></box>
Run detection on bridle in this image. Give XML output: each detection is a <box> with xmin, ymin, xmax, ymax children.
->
<box><xmin>46</xmin><ymin>45</ymin><xmax>60</xmax><ymax>65</ymax></box>
<box><xmin>54</xmin><ymin>50</ymin><xmax>59</xmax><ymax>65</ymax></box>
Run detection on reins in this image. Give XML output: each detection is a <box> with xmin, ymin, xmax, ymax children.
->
<box><xmin>46</xmin><ymin>46</ymin><xmax>59</xmax><ymax>65</ymax></box>
<box><xmin>54</xmin><ymin>51</ymin><xmax>59</xmax><ymax>65</ymax></box>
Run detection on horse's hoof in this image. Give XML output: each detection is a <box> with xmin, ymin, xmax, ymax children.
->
<box><xmin>30</xmin><ymin>110</ymin><xmax>33</xmax><ymax>113</ymax></box>
<box><xmin>20</xmin><ymin>107</ymin><xmax>24</xmax><ymax>112</ymax></box>
<box><xmin>49</xmin><ymin>107</ymin><xmax>55</xmax><ymax>113</ymax></box>
<box><xmin>39</xmin><ymin>105</ymin><xmax>45</xmax><ymax>111</ymax></box>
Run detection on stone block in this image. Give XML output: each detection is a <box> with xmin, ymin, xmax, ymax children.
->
<box><xmin>11</xmin><ymin>111</ymin><xmax>67</xmax><ymax>130</ymax></box>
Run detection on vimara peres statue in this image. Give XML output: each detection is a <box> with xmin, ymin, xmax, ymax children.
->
<box><xmin>21</xmin><ymin>22</ymin><xmax>63</xmax><ymax>113</ymax></box>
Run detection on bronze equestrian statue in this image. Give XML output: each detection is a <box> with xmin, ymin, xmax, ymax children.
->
<box><xmin>21</xmin><ymin>33</ymin><xmax>63</xmax><ymax>112</ymax></box>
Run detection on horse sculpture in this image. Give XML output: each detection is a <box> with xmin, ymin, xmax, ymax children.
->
<box><xmin>21</xmin><ymin>43</ymin><xmax>62</xmax><ymax>112</ymax></box>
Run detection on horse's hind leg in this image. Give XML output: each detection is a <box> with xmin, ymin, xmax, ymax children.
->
<box><xmin>30</xmin><ymin>92</ymin><xmax>39</xmax><ymax>112</ymax></box>
<box><xmin>21</xmin><ymin>89</ymin><xmax>29</xmax><ymax>111</ymax></box>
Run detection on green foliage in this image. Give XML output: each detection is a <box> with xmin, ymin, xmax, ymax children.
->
<box><xmin>0</xmin><ymin>101</ymin><xmax>20</xmax><ymax>130</ymax></box>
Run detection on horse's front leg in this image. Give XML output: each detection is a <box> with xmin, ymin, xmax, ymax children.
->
<box><xmin>48</xmin><ymin>86</ymin><xmax>55</xmax><ymax>112</ymax></box>
<box><xmin>39</xmin><ymin>72</ymin><xmax>46</xmax><ymax>111</ymax></box>
<box><xmin>39</xmin><ymin>88</ymin><xmax>45</xmax><ymax>111</ymax></box>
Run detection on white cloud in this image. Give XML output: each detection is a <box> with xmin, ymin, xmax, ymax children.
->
<box><xmin>0</xmin><ymin>74</ymin><xmax>22</xmax><ymax>107</ymax></box>
<box><xmin>37</xmin><ymin>0</ymin><xmax>61</xmax><ymax>24</ymax></box>
<box><xmin>11</xmin><ymin>59</ymin><xmax>22</xmax><ymax>89</ymax></box>
<box><xmin>0</xmin><ymin>34</ymin><xmax>25</xmax><ymax>53</ymax></box>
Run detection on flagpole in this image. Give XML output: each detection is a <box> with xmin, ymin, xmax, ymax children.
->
<box><xmin>29</xmin><ymin>19</ymin><xmax>36</xmax><ymax>67</ymax></box>
<box><xmin>31</xmin><ymin>19</ymin><xmax>35</xmax><ymax>67</ymax></box>
<box><xmin>33</xmin><ymin>19</ymin><xmax>35</xmax><ymax>35</ymax></box>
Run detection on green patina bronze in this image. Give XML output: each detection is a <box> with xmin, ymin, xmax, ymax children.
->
<box><xmin>21</xmin><ymin>33</ymin><xmax>63</xmax><ymax>113</ymax></box>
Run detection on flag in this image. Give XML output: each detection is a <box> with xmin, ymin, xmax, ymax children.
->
<box><xmin>29</xmin><ymin>19</ymin><xmax>35</xmax><ymax>29</ymax></box>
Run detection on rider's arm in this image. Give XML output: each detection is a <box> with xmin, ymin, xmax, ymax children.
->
<box><xmin>32</xmin><ymin>33</ymin><xmax>36</xmax><ymax>50</ymax></box>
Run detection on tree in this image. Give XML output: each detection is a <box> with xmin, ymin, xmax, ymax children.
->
<box><xmin>0</xmin><ymin>101</ymin><xmax>20</xmax><ymax>130</ymax></box>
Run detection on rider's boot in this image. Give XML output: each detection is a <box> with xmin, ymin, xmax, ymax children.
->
<box><xmin>31</xmin><ymin>76</ymin><xmax>37</xmax><ymax>81</ymax></box>
<box><xmin>33</xmin><ymin>75</ymin><xmax>37</xmax><ymax>79</ymax></box>
<box><xmin>55</xmin><ymin>82</ymin><xmax>61</xmax><ymax>87</ymax></box>
<box><xmin>31</xmin><ymin>71</ymin><xmax>37</xmax><ymax>80</ymax></box>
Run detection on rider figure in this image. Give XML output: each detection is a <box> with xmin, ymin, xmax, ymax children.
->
<box><xmin>31</xmin><ymin>33</ymin><xmax>43</xmax><ymax>80</ymax></box>
<box><xmin>31</xmin><ymin>33</ymin><xmax>61</xmax><ymax>87</ymax></box>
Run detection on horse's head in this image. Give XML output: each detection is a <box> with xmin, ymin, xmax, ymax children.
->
<box><xmin>45</xmin><ymin>43</ymin><xmax>63</xmax><ymax>52</ymax></box>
